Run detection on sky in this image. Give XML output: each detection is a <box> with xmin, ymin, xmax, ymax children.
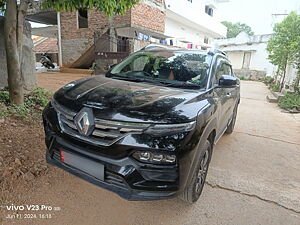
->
<box><xmin>217</xmin><ymin>0</ymin><xmax>300</xmax><ymax>35</ymax></box>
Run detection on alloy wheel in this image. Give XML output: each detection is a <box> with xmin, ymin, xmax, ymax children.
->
<box><xmin>195</xmin><ymin>149</ymin><xmax>209</xmax><ymax>194</ymax></box>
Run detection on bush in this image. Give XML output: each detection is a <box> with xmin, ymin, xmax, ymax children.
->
<box><xmin>260</xmin><ymin>76</ymin><xmax>274</xmax><ymax>85</ymax></box>
<box><xmin>0</xmin><ymin>91</ymin><xmax>9</xmax><ymax>104</ymax></box>
<box><xmin>278</xmin><ymin>93</ymin><xmax>300</xmax><ymax>111</ymax></box>
<box><xmin>0</xmin><ymin>88</ymin><xmax>53</xmax><ymax>118</ymax></box>
<box><xmin>25</xmin><ymin>87</ymin><xmax>52</xmax><ymax>107</ymax></box>
<box><xmin>269</xmin><ymin>83</ymin><xmax>280</xmax><ymax>92</ymax></box>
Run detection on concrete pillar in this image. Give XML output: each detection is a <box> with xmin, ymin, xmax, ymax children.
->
<box><xmin>57</xmin><ymin>12</ymin><xmax>63</xmax><ymax>67</ymax></box>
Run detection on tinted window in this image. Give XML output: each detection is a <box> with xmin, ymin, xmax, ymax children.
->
<box><xmin>109</xmin><ymin>51</ymin><xmax>212</xmax><ymax>89</ymax></box>
<box><xmin>214</xmin><ymin>59</ymin><xmax>232</xmax><ymax>85</ymax></box>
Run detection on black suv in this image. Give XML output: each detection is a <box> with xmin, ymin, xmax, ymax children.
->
<box><xmin>43</xmin><ymin>46</ymin><xmax>240</xmax><ymax>203</ymax></box>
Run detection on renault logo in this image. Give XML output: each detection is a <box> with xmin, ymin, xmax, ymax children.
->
<box><xmin>74</xmin><ymin>107</ymin><xmax>95</xmax><ymax>136</ymax></box>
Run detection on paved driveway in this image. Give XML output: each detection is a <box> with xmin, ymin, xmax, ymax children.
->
<box><xmin>16</xmin><ymin>75</ymin><xmax>300</xmax><ymax>225</ymax></box>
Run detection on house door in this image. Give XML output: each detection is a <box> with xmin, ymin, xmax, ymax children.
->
<box><xmin>242</xmin><ymin>52</ymin><xmax>251</xmax><ymax>69</ymax></box>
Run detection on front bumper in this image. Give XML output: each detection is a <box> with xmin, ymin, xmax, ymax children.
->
<box><xmin>42</xmin><ymin>102</ymin><xmax>200</xmax><ymax>200</ymax></box>
<box><xmin>46</xmin><ymin>136</ymin><xmax>179</xmax><ymax>200</ymax></box>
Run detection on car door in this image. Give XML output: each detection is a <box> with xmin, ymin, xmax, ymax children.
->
<box><xmin>211</xmin><ymin>57</ymin><xmax>233</xmax><ymax>138</ymax></box>
<box><xmin>223</xmin><ymin>61</ymin><xmax>237</xmax><ymax>125</ymax></box>
<box><xmin>225</xmin><ymin>64</ymin><xmax>239</xmax><ymax>119</ymax></box>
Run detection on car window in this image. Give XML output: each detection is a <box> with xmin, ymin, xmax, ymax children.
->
<box><xmin>213</xmin><ymin>59</ymin><xmax>232</xmax><ymax>85</ymax></box>
<box><xmin>109</xmin><ymin>51</ymin><xmax>212</xmax><ymax>89</ymax></box>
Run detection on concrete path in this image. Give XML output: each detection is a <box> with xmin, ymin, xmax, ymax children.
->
<box><xmin>208</xmin><ymin>81</ymin><xmax>300</xmax><ymax>213</ymax></box>
<box><xmin>14</xmin><ymin>77</ymin><xmax>299</xmax><ymax>225</ymax></box>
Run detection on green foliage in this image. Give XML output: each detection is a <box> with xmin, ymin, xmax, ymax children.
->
<box><xmin>221</xmin><ymin>21</ymin><xmax>254</xmax><ymax>38</ymax></box>
<box><xmin>0</xmin><ymin>91</ymin><xmax>9</xmax><ymax>103</ymax></box>
<box><xmin>41</xmin><ymin>0</ymin><xmax>140</xmax><ymax>16</ymax></box>
<box><xmin>267</xmin><ymin>12</ymin><xmax>300</xmax><ymax>83</ymax></box>
<box><xmin>1</xmin><ymin>0</ymin><xmax>140</xmax><ymax>17</ymax></box>
<box><xmin>0</xmin><ymin>88</ymin><xmax>53</xmax><ymax>118</ymax></box>
<box><xmin>278</xmin><ymin>93</ymin><xmax>300</xmax><ymax>111</ymax></box>
<box><xmin>26</xmin><ymin>87</ymin><xmax>52</xmax><ymax>107</ymax></box>
<box><xmin>259</xmin><ymin>76</ymin><xmax>275</xmax><ymax>85</ymax></box>
<box><xmin>269</xmin><ymin>83</ymin><xmax>280</xmax><ymax>92</ymax></box>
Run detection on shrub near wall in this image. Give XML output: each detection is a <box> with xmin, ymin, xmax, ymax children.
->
<box><xmin>278</xmin><ymin>93</ymin><xmax>300</xmax><ymax>112</ymax></box>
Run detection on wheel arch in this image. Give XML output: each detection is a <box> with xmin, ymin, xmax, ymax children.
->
<box><xmin>180</xmin><ymin>116</ymin><xmax>217</xmax><ymax>193</ymax></box>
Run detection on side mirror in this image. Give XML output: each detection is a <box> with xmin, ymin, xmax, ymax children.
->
<box><xmin>218</xmin><ymin>75</ymin><xmax>239</xmax><ymax>88</ymax></box>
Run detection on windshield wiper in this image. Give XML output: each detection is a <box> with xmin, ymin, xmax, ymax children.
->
<box><xmin>109</xmin><ymin>74</ymin><xmax>201</xmax><ymax>89</ymax></box>
<box><xmin>145</xmin><ymin>79</ymin><xmax>201</xmax><ymax>89</ymax></box>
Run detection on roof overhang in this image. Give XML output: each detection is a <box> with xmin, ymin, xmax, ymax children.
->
<box><xmin>27</xmin><ymin>10</ymin><xmax>57</xmax><ymax>25</ymax></box>
<box><xmin>116</xmin><ymin>25</ymin><xmax>172</xmax><ymax>40</ymax></box>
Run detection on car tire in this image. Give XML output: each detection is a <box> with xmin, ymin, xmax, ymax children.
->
<box><xmin>180</xmin><ymin>140</ymin><xmax>212</xmax><ymax>203</ymax></box>
<box><xmin>225</xmin><ymin>105</ymin><xmax>238</xmax><ymax>134</ymax></box>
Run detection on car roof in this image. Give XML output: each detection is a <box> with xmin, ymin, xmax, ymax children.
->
<box><xmin>141</xmin><ymin>45</ymin><xmax>227</xmax><ymax>57</ymax></box>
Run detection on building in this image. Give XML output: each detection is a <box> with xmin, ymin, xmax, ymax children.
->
<box><xmin>164</xmin><ymin>0</ymin><xmax>227</xmax><ymax>49</ymax></box>
<box><xmin>215</xmin><ymin>32</ymin><xmax>298</xmax><ymax>87</ymax></box>
<box><xmin>27</xmin><ymin>0</ymin><xmax>227</xmax><ymax>71</ymax></box>
<box><xmin>215</xmin><ymin>32</ymin><xmax>276</xmax><ymax>80</ymax></box>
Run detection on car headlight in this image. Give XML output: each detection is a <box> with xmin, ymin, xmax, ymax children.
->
<box><xmin>144</xmin><ymin>121</ymin><xmax>196</xmax><ymax>135</ymax></box>
<box><xmin>132</xmin><ymin>151</ymin><xmax>176</xmax><ymax>164</ymax></box>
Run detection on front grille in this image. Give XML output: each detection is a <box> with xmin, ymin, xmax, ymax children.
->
<box><xmin>52</xmin><ymin>100</ymin><xmax>149</xmax><ymax>146</ymax></box>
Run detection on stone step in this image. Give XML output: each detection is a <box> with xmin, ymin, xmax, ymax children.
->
<box><xmin>266</xmin><ymin>94</ymin><xmax>278</xmax><ymax>103</ymax></box>
<box><xmin>60</xmin><ymin>68</ymin><xmax>93</xmax><ymax>75</ymax></box>
<box><xmin>271</xmin><ymin>91</ymin><xmax>284</xmax><ymax>100</ymax></box>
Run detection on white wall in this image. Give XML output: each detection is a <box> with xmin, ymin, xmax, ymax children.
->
<box><xmin>164</xmin><ymin>0</ymin><xmax>227</xmax><ymax>40</ymax></box>
<box><xmin>216</xmin><ymin>33</ymin><xmax>277</xmax><ymax>76</ymax></box>
<box><xmin>165</xmin><ymin>18</ymin><xmax>209</xmax><ymax>47</ymax></box>
<box><xmin>249</xmin><ymin>43</ymin><xmax>275</xmax><ymax>76</ymax></box>
<box><xmin>225</xmin><ymin>46</ymin><xmax>276</xmax><ymax>76</ymax></box>
<box><xmin>227</xmin><ymin>52</ymin><xmax>244</xmax><ymax>69</ymax></box>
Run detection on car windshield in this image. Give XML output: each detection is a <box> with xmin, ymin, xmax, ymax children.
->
<box><xmin>107</xmin><ymin>50</ymin><xmax>212</xmax><ymax>89</ymax></box>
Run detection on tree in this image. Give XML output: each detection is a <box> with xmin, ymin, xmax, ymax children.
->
<box><xmin>0</xmin><ymin>0</ymin><xmax>139</xmax><ymax>105</ymax></box>
<box><xmin>267</xmin><ymin>12</ymin><xmax>300</xmax><ymax>91</ymax></box>
<box><xmin>221</xmin><ymin>21</ymin><xmax>254</xmax><ymax>38</ymax></box>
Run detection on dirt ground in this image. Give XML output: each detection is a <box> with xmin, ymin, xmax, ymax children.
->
<box><xmin>0</xmin><ymin>72</ymin><xmax>300</xmax><ymax>225</ymax></box>
<box><xmin>37</xmin><ymin>72</ymin><xmax>90</xmax><ymax>92</ymax></box>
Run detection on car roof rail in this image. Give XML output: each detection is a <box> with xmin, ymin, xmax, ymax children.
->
<box><xmin>208</xmin><ymin>48</ymin><xmax>227</xmax><ymax>56</ymax></box>
<box><xmin>141</xmin><ymin>44</ymin><xmax>182</xmax><ymax>51</ymax></box>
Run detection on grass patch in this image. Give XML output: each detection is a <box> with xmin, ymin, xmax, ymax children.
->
<box><xmin>278</xmin><ymin>93</ymin><xmax>300</xmax><ymax>111</ymax></box>
<box><xmin>0</xmin><ymin>88</ymin><xmax>53</xmax><ymax>119</ymax></box>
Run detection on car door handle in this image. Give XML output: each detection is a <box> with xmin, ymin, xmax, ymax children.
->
<box><xmin>226</xmin><ymin>93</ymin><xmax>231</xmax><ymax>97</ymax></box>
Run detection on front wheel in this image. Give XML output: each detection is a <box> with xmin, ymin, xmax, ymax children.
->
<box><xmin>180</xmin><ymin>140</ymin><xmax>212</xmax><ymax>203</ymax></box>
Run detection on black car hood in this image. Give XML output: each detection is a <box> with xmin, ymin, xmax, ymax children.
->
<box><xmin>53</xmin><ymin>75</ymin><xmax>209</xmax><ymax>123</ymax></box>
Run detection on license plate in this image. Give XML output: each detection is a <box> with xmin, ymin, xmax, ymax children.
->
<box><xmin>61</xmin><ymin>151</ymin><xmax>104</xmax><ymax>181</ymax></box>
